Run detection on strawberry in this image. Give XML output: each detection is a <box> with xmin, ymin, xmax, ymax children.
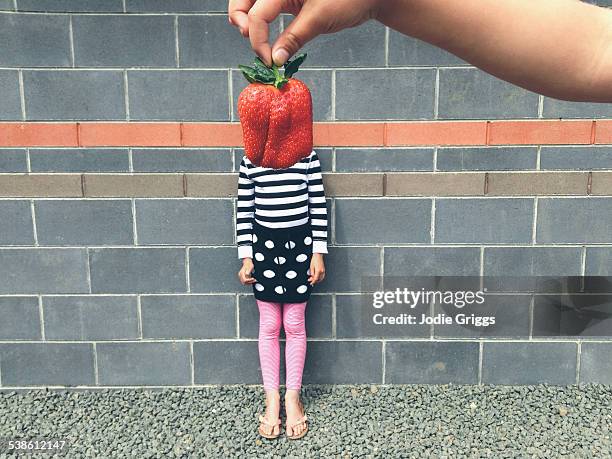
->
<box><xmin>237</xmin><ymin>54</ymin><xmax>313</xmax><ymax>169</ymax></box>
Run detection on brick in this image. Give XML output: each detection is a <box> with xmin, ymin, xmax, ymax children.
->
<box><xmin>73</xmin><ymin>15</ymin><xmax>175</xmax><ymax>67</ymax></box>
<box><xmin>18</xmin><ymin>0</ymin><xmax>124</xmax><ymax>11</ymax></box>
<box><xmin>536</xmin><ymin>198</ymin><xmax>612</xmax><ymax>243</ymax></box>
<box><xmin>189</xmin><ymin>247</ymin><xmax>242</xmax><ymax>293</ymax></box>
<box><xmin>596</xmin><ymin>120</ymin><xmax>612</xmax><ymax>144</ymax></box>
<box><xmin>0</xmin><ymin>0</ymin><xmax>13</xmax><ymax>9</ymax></box>
<box><xmin>484</xmin><ymin>247</ymin><xmax>582</xmax><ymax>277</ymax></box>
<box><xmin>585</xmin><ymin>248</ymin><xmax>612</xmax><ymax>275</ymax></box>
<box><xmin>314</xmin><ymin>123</ymin><xmax>384</xmax><ymax>147</ymax></box>
<box><xmin>335</xmin><ymin>148</ymin><xmax>434</xmax><ymax>172</ymax></box>
<box><xmin>0</xmin><ymin>70</ymin><xmax>21</xmax><ymax>120</ymax></box>
<box><xmin>482</xmin><ymin>342</ymin><xmax>577</xmax><ymax>384</ymax></box>
<box><xmin>238</xmin><ymin>294</ymin><xmax>332</xmax><ymax>339</ymax></box>
<box><xmin>0</xmin><ymin>248</ymin><xmax>89</xmax><ymax>294</ymax></box>
<box><xmin>0</xmin><ymin>343</ymin><xmax>95</xmax><ymax>386</ymax></box>
<box><xmin>194</xmin><ymin>341</ymin><xmax>268</xmax><ymax>385</ymax></box>
<box><xmin>303</xmin><ymin>341</ymin><xmax>382</xmax><ymax>384</ymax></box>
<box><xmin>540</xmin><ymin>146</ymin><xmax>612</xmax><ymax>170</ymax></box>
<box><xmin>434</xmin><ymin>295</ymin><xmax>531</xmax><ymax>339</ymax></box>
<box><xmin>323</xmin><ymin>173</ymin><xmax>383</xmax><ymax>196</ymax></box>
<box><xmin>285</xmin><ymin>18</ymin><xmax>385</xmax><ymax>67</ymax></box>
<box><xmin>0</xmin><ymin>123</ymin><xmax>78</xmax><ymax>147</ymax></box>
<box><xmin>30</xmin><ymin>148</ymin><xmax>130</xmax><ymax>172</ymax></box>
<box><xmin>437</xmin><ymin>147</ymin><xmax>537</xmax><ymax>171</ymax></box>
<box><xmin>89</xmin><ymin>248</ymin><xmax>187</xmax><ymax>293</ymax></box>
<box><xmin>591</xmin><ymin>172</ymin><xmax>612</xmax><ymax>195</ymax></box>
<box><xmin>385</xmin><ymin>121</ymin><xmax>487</xmax><ymax>146</ymax></box>
<box><xmin>580</xmin><ymin>343</ymin><xmax>612</xmax><ymax>384</ymax></box>
<box><xmin>232</xmin><ymin>69</ymin><xmax>332</xmax><ymax>121</ymax></box>
<box><xmin>126</xmin><ymin>0</ymin><xmax>227</xmax><ymax>12</ymax></box>
<box><xmin>336</xmin><ymin>69</ymin><xmax>435</xmax><ymax>120</ymax></box>
<box><xmin>97</xmin><ymin>342</ymin><xmax>191</xmax><ymax>385</ymax></box>
<box><xmin>179</xmin><ymin>15</ymin><xmax>280</xmax><ymax>67</ymax></box>
<box><xmin>488</xmin><ymin>120</ymin><xmax>593</xmax><ymax>145</ymax></box>
<box><xmin>0</xmin><ymin>200</ymin><xmax>34</xmax><ymax>244</ymax></box>
<box><xmin>438</xmin><ymin>68</ymin><xmax>539</xmax><ymax>119</ymax></box>
<box><xmin>135</xmin><ymin>199</ymin><xmax>233</xmax><ymax>244</ymax></box>
<box><xmin>128</xmin><ymin>70</ymin><xmax>229</xmax><ymax>121</ymax></box>
<box><xmin>24</xmin><ymin>71</ymin><xmax>125</xmax><ymax>121</ymax></box>
<box><xmin>133</xmin><ymin>148</ymin><xmax>232</xmax><ymax>172</ymax></box>
<box><xmin>384</xmin><ymin>247</ymin><xmax>481</xmax><ymax>276</ymax></box>
<box><xmin>0</xmin><ymin>149</ymin><xmax>27</xmax><ymax>172</ymax></box>
<box><xmin>542</xmin><ymin>98</ymin><xmax>612</xmax><ymax>118</ymax></box>
<box><xmin>336</xmin><ymin>294</ymin><xmax>430</xmax><ymax>338</ymax></box>
<box><xmin>0</xmin><ymin>175</ymin><xmax>82</xmax><ymax>197</ymax></box>
<box><xmin>386</xmin><ymin>172</ymin><xmax>485</xmax><ymax>196</ymax></box>
<box><xmin>385</xmin><ymin>341</ymin><xmax>479</xmax><ymax>384</ymax></box>
<box><xmin>0</xmin><ymin>297</ymin><xmax>40</xmax><ymax>340</ymax></box>
<box><xmin>185</xmin><ymin>174</ymin><xmax>238</xmax><ymax>197</ymax></box>
<box><xmin>182</xmin><ymin>123</ymin><xmax>242</xmax><ymax>147</ymax></box>
<box><xmin>435</xmin><ymin>198</ymin><xmax>534</xmax><ymax>243</ymax></box>
<box><xmin>83</xmin><ymin>174</ymin><xmax>183</xmax><ymax>197</ymax></box>
<box><xmin>234</xmin><ymin>148</ymin><xmax>340</xmax><ymax>173</ymax></box>
<box><xmin>388</xmin><ymin>30</ymin><xmax>467</xmax><ymax>66</ymax></box>
<box><xmin>79</xmin><ymin>123</ymin><xmax>181</xmax><ymax>147</ymax></box>
<box><xmin>141</xmin><ymin>295</ymin><xmax>235</xmax><ymax>339</ymax></box>
<box><xmin>43</xmin><ymin>296</ymin><xmax>139</xmax><ymax>340</ymax></box>
<box><xmin>35</xmin><ymin>200</ymin><xmax>133</xmax><ymax>245</ymax></box>
<box><xmin>335</xmin><ymin>198</ymin><xmax>431</xmax><ymax>243</ymax></box>
<box><xmin>0</xmin><ymin>14</ymin><xmax>70</xmax><ymax>67</ymax></box>
<box><xmin>486</xmin><ymin>172</ymin><xmax>589</xmax><ymax>195</ymax></box>
<box><xmin>315</xmin><ymin>247</ymin><xmax>382</xmax><ymax>293</ymax></box>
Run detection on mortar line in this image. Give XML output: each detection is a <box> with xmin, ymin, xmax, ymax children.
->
<box><xmin>331</xmin><ymin>70</ymin><xmax>336</xmax><ymax>120</ymax></box>
<box><xmin>535</xmin><ymin>145</ymin><xmax>541</xmax><ymax>170</ymax></box>
<box><xmin>85</xmin><ymin>247</ymin><xmax>92</xmax><ymax>294</ymax></box>
<box><xmin>381</xmin><ymin>340</ymin><xmax>386</xmax><ymax>384</ymax></box>
<box><xmin>430</xmin><ymin>199</ymin><xmax>436</xmax><ymax>243</ymax></box>
<box><xmin>478</xmin><ymin>341</ymin><xmax>484</xmax><ymax>385</ymax></box>
<box><xmin>433</xmin><ymin>147</ymin><xmax>438</xmax><ymax>171</ymax></box>
<box><xmin>68</xmin><ymin>15</ymin><xmax>75</xmax><ymax>67</ymax></box>
<box><xmin>128</xmin><ymin>147</ymin><xmax>134</xmax><ymax>172</ymax></box>
<box><xmin>537</xmin><ymin>95</ymin><xmax>544</xmax><ymax>118</ymax></box>
<box><xmin>174</xmin><ymin>15</ymin><xmax>180</xmax><ymax>68</ymax></box>
<box><xmin>93</xmin><ymin>342</ymin><xmax>99</xmax><ymax>385</ymax></box>
<box><xmin>122</xmin><ymin>0</ymin><xmax>127</xmax><ymax>13</ymax></box>
<box><xmin>30</xmin><ymin>200</ymin><xmax>38</xmax><ymax>245</ymax></box>
<box><xmin>228</xmin><ymin>69</ymin><xmax>233</xmax><ymax>121</ymax></box>
<box><xmin>384</xmin><ymin>26</ymin><xmax>389</xmax><ymax>67</ymax></box>
<box><xmin>575</xmin><ymin>341</ymin><xmax>581</xmax><ymax>384</ymax></box>
<box><xmin>185</xmin><ymin>247</ymin><xmax>191</xmax><ymax>292</ymax></box>
<box><xmin>12</xmin><ymin>0</ymin><xmax>16</xmax><ymax>10</ymax></box>
<box><xmin>25</xmin><ymin>148</ymin><xmax>31</xmax><ymax>172</ymax></box>
<box><xmin>235</xmin><ymin>295</ymin><xmax>240</xmax><ymax>338</ymax></box>
<box><xmin>433</xmin><ymin>68</ymin><xmax>440</xmax><ymax>120</ymax></box>
<box><xmin>38</xmin><ymin>295</ymin><xmax>45</xmax><ymax>340</ymax></box>
<box><xmin>123</xmin><ymin>70</ymin><xmax>130</xmax><ymax>120</ymax></box>
<box><xmin>131</xmin><ymin>198</ymin><xmax>138</xmax><ymax>245</ymax></box>
<box><xmin>136</xmin><ymin>294</ymin><xmax>143</xmax><ymax>339</ymax></box>
<box><xmin>528</xmin><ymin>294</ymin><xmax>534</xmax><ymax>340</ymax></box>
<box><xmin>580</xmin><ymin>245</ymin><xmax>587</xmax><ymax>276</ymax></box>
<box><xmin>18</xmin><ymin>70</ymin><xmax>26</xmax><ymax>120</ymax></box>
<box><xmin>190</xmin><ymin>340</ymin><xmax>195</xmax><ymax>386</ymax></box>
<box><xmin>531</xmin><ymin>197</ymin><xmax>538</xmax><ymax>244</ymax></box>
<box><xmin>331</xmin><ymin>294</ymin><xmax>337</xmax><ymax>339</ymax></box>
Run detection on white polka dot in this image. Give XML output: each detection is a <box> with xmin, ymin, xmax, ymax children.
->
<box><xmin>252</xmin><ymin>234</ymin><xmax>258</xmax><ymax>243</ymax></box>
<box><xmin>265</xmin><ymin>240</ymin><xmax>274</xmax><ymax>249</ymax></box>
<box><xmin>296</xmin><ymin>253</ymin><xmax>308</xmax><ymax>262</ymax></box>
<box><xmin>255</xmin><ymin>283</ymin><xmax>264</xmax><ymax>291</ymax></box>
<box><xmin>274</xmin><ymin>256</ymin><xmax>286</xmax><ymax>265</ymax></box>
<box><xmin>254</xmin><ymin>252</ymin><xmax>264</xmax><ymax>261</ymax></box>
<box><xmin>304</xmin><ymin>236</ymin><xmax>312</xmax><ymax>245</ymax></box>
<box><xmin>275</xmin><ymin>285</ymin><xmax>286</xmax><ymax>294</ymax></box>
<box><xmin>263</xmin><ymin>270</ymin><xmax>276</xmax><ymax>278</ymax></box>
<box><xmin>285</xmin><ymin>270</ymin><xmax>297</xmax><ymax>279</ymax></box>
<box><xmin>285</xmin><ymin>241</ymin><xmax>296</xmax><ymax>249</ymax></box>
<box><xmin>296</xmin><ymin>285</ymin><xmax>308</xmax><ymax>294</ymax></box>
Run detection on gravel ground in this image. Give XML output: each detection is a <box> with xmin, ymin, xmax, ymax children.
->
<box><xmin>0</xmin><ymin>384</ymin><xmax>611</xmax><ymax>458</ymax></box>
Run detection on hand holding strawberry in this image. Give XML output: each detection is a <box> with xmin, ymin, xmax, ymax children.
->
<box><xmin>237</xmin><ymin>53</ymin><xmax>313</xmax><ymax>169</ymax></box>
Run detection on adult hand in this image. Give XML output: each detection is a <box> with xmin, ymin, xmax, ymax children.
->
<box><xmin>228</xmin><ymin>0</ymin><xmax>384</xmax><ymax>67</ymax></box>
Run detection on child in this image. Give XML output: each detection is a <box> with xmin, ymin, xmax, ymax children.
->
<box><xmin>236</xmin><ymin>148</ymin><xmax>328</xmax><ymax>440</ymax></box>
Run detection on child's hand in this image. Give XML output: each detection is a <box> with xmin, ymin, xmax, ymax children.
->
<box><xmin>238</xmin><ymin>258</ymin><xmax>257</xmax><ymax>285</ymax></box>
<box><xmin>308</xmin><ymin>253</ymin><xmax>326</xmax><ymax>286</ymax></box>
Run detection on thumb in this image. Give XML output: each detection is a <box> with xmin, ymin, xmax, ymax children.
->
<box><xmin>272</xmin><ymin>7</ymin><xmax>322</xmax><ymax>66</ymax></box>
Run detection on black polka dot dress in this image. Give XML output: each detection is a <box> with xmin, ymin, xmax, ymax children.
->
<box><xmin>251</xmin><ymin>220</ymin><xmax>314</xmax><ymax>303</ymax></box>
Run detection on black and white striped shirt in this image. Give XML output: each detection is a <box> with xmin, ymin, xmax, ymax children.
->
<box><xmin>236</xmin><ymin>150</ymin><xmax>328</xmax><ymax>259</ymax></box>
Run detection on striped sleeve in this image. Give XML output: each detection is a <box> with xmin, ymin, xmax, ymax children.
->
<box><xmin>307</xmin><ymin>151</ymin><xmax>328</xmax><ymax>254</ymax></box>
<box><xmin>236</xmin><ymin>156</ymin><xmax>255</xmax><ymax>259</ymax></box>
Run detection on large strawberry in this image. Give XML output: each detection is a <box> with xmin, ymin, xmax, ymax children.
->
<box><xmin>237</xmin><ymin>54</ymin><xmax>313</xmax><ymax>169</ymax></box>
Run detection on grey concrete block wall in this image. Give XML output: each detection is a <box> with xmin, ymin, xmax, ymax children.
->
<box><xmin>0</xmin><ymin>6</ymin><xmax>612</xmax><ymax>389</ymax></box>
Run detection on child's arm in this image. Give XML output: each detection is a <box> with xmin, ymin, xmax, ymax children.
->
<box><xmin>236</xmin><ymin>156</ymin><xmax>255</xmax><ymax>260</ymax></box>
<box><xmin>307</xmin><ymin>151</ymin><xmax>328</xmax><ymax>255</ymax></box>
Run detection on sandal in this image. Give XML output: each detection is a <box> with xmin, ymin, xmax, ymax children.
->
<box><xmin>285</xmin><ymin>399</ymin><xmax>309</xmax><ymax>440</ymax></box>
<box><xmin>258</xmin><ymin>413</ymin><xmax>281</xmax><ymax>439</ymax></box>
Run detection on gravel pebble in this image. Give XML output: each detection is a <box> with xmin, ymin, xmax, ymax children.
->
<box><xmin>0</xmin><ymin>384</ymin><xmax>611</xmax><ymax>458</ymax></box>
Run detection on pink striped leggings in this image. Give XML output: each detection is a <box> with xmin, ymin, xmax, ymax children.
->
<box><xmin>256</xmin><ymin>299</ymin><xmax>308</xmax><ymax>391</ymax></box>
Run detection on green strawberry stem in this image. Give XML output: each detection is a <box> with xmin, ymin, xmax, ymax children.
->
<box><xmin>239</xmin><ymin>53</ymin><xmax>307</xmax><ymax>89</ymax></box>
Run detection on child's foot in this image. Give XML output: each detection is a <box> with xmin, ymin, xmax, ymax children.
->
<box><xmin>284</xmin><ymin>390</ymin><xmax>308</xmax><ymax>439</ymax></box>
<box><xmin>259</xmin><ymin>390</ymin><xmax>281</xmax><ymax>438</ymax></box>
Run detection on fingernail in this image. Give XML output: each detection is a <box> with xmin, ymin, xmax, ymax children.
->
<box><xmin>272</xmin><ymin>48</ymin><xmax>290</xmax><ymax>66</ymax></box>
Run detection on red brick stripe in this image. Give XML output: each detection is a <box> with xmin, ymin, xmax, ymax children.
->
<box><xmin>0</xmin><ymin>120</ymin><xmax>610</xmax><ymax>147</ymax></box>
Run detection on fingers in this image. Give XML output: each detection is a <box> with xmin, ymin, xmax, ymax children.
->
<box><xmin>272</xmin><ymin>3</ymin><xmax>322</xmax><ymax>65</ymax></box>
<box><xmin>247</xmin><ymin>0</ymin><xmax>283</xmax><ymax>66</ymax></box>
<box><xmin>228</xmin><ymin>0</ymin><xmax>255</xmax><ymax>37</ymax></box>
